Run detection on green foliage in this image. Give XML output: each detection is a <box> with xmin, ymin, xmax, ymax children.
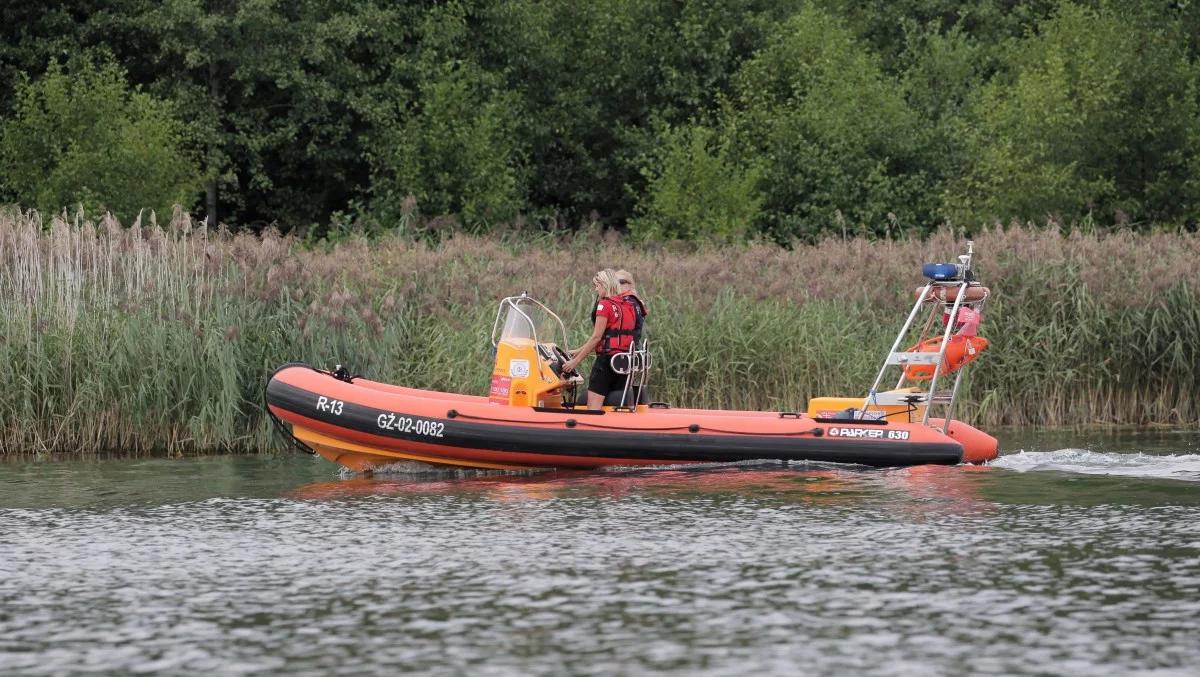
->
<box><xmin>894</xmin><ymin>21</ymin><xmax>987</xmax><ymax>202</ymax></box>
<box><xmin>630</xmin><ymin>124</ymin><xmax>763</xmax><ymax>242</ymax></box>
<box><xmin>367</xmin><ymin>4</ymin><xmax>526</xmax><ymax>230</ymax></box>
<box><xmin>369</xmin><ymin>64</ymin><xmax>526</xmax><ymax>229</ymax></box>
<box><xmin>816</xmin><ymin>0</ymin><xmax>1057</xmax><ymax>69</ymax></box>
<box><xmin>948</xmin><ymin>2</ymin><xmax>1200</xmax><ymax>225</ymax></box>
<box><xmin>898</xmin><ymin>21</ymin><xmax>985</xmax><ymax>122</ymax></box>
<box><xmin>479</xmin><ymin>0</ymin><xmax>791</xmax><ymax>226</ymax></box>
<box><xmin>0</xmin><ymin>56</ymin><xmax>202</xmax><ymax>220</ymax></box>
<box><xmin>135</xmin><ymin>0</ymin><xmax>424</xmax><ymax>228</ymax></box>
<box><xmin>721</xmin><ymin>6</ymin><xmax>932</xmax><ymax>240</ymax></box>
<box><xmin>2</xmin><ymin>0</ymin><xmax>1200</xmax><ymax>234</ymax></box>
<box><xmin>479</xmin><ymin>0</ymin><xmax>690</xmax><ymax>225</ymax></box>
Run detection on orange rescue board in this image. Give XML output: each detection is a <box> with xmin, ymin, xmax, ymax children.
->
<box><xmin>903</xmin><ymin>335</ymin><xmax>989</xmax><ymax>381</ymax></box>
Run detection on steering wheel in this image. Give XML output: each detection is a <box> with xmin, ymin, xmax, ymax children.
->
<box><xmin>550</xmin><ymin>345</ymin><xmax>578</xmax><ymax>378</ymax></box>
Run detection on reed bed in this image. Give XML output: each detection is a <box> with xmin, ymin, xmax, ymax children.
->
<box><xmin>1</xmin><ymin>208</ymin><xmax>1197</xmax><ymax>454</ymax></box>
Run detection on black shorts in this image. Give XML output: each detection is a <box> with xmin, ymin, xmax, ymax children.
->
<box><xmin>587</xmin><ymin>354</ymin><xmax>628</xmax><ymax>396</ymax></box>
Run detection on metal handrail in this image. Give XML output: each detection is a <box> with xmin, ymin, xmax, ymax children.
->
<box><xmin>615</xmin><ymin>340</ymin><xmax>652</xmax><ymax>409</ymax></box>
<box><xmin>862</xmin><ymin>241</ymin><xmax>982</xmax><ymax>430</ymax></box>
<box><xmin>920</xmin><ymin>280</ymin><xmax>967</xmax><ymax>426</ymax></box>
<box><xmin>861</xmin><ymin>282</ymin><xmax>932</xmax><ymax>418</ymax></box>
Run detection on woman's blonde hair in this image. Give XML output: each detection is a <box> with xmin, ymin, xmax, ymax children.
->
<box><xmin>593</xmin><ymin>268</ymin><xmax>622</xmax><ymax>297</ymax></box>
<box><xmin>615</xmin><ymin>269</ymin><xmax>635</xmax><ymax>291</ymax></box>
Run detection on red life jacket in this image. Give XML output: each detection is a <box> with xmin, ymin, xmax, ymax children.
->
<box><xmin>619</xmin><ymin>292</ymin><xmax>647</xmax><ymax>344</ymax></box>
<box><xmin>598</xmin><ymin>295</ymin><xmax>638</xmax><ymax>355</ymax></box>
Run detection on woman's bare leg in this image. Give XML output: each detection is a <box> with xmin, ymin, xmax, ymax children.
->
<box><xmin>586</xmin><ymin>390</ymin><xmax>606</xmax><ymax>410</ymax></box>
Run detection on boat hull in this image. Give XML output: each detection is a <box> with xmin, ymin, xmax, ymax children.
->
<box><xmin>265</xmin><ymin>365</ymin><xmax>997</xmax><ymax>471</ymax></box>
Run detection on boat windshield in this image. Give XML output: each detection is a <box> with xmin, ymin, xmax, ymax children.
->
<box><xmin>499</xmin><ymin>297</ymin><xmax>560</xmax><ymax>345</ymax></box>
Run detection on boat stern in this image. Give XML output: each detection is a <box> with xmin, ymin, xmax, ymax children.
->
<box><xmin>934</xmin><ymin>419</ymin><xmax>998</xmax><ymax>463</ymax></box>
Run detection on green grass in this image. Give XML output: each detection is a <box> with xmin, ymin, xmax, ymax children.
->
<box><xmin>2</xmin><ymin>208</ymin><xmax>1197</xmax><ymax>454</ymax></box>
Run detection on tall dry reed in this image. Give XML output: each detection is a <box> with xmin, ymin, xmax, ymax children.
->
<box><xmin>2</xmin><ymin>208</ymin><xmax>1197</xmax><ymax>454</ymax></box>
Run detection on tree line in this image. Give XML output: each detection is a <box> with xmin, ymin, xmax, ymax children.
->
<box><xmin>1</xmin><ymin>0</ymin><xmax>1198</xmax><ymax>240</ymax></box>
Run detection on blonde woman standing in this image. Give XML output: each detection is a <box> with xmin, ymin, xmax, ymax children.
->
<box><xmin>561</xmin><ymin>269</ymin><xmax>639</xmax><ymax>409</ymax></box>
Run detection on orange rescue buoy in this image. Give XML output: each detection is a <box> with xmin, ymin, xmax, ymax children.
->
<box><xmin>904</xmin><ymin>335</ymin><xmax>989</xmax><ymax>381</ymax></box>
<box><xmin>915</xmin><ymin>285</ymin><xmax>990</xmax><ymax>304</ymax></box>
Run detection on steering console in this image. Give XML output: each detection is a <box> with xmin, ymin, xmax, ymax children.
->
<box><xmin>542</xmin><ymin>344</ymin><xmax>578</xmax><ymax>380</ymax></box>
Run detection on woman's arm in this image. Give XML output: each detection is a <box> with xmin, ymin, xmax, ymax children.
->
<box><xmin>562</xmin><ymin>316</ymin><xmax>607</xmax><ymax>374</ymax></box>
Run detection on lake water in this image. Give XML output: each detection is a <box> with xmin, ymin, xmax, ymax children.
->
<box><xmin>2</xmin><ymin>430</ymin><xmax>1198</xmax><ymax>675</ymax></box>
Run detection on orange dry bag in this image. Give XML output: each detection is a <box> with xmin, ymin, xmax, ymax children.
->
<box><xmin>904</xmin><ymin>335</ymin><xmax>989</xmax><ymax>381</ymax></box>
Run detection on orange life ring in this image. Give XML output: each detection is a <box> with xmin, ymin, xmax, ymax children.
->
<box><xmin>904</xmin><ymin>335</ymin><xmax>989</xmax><ymax>381</ymax></box>
<box><xmin>915</xmin><ymin>285</ymin><xmax>990</xmax><ymax>304</ymax></box>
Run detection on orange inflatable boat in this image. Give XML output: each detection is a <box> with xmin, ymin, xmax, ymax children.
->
<box><xmin>266</xmin><ymin>244</ymin><xmax>998</xmax><ymax>471</ymax></box>
<box><xmin>266</xmin><ymin>363</ymin><xmax>996</xmax><ymax>471</ymax></box>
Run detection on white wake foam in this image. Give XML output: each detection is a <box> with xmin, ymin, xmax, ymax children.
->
<box><xmin>991</xmin><ymin>448</ymin><xmax>1200</xmax><ymax>481</ymax></box>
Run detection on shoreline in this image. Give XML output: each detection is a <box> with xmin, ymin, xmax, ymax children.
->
<box><xmin>3</xmin><ymin>211</ymin><xmax>1198</xmax><ymax>454</ymax></box>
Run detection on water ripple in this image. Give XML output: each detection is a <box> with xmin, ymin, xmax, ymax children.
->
<box><xmin>1</xmin><ymin>449</ymin><xmax>1199</xmax><ymax>675</ymax></box>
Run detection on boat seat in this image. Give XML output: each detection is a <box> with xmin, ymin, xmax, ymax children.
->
<box><xmin>604</xmin><ymin>387</ymin><xmax>649</xmax><ymax>407</ymax></box>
